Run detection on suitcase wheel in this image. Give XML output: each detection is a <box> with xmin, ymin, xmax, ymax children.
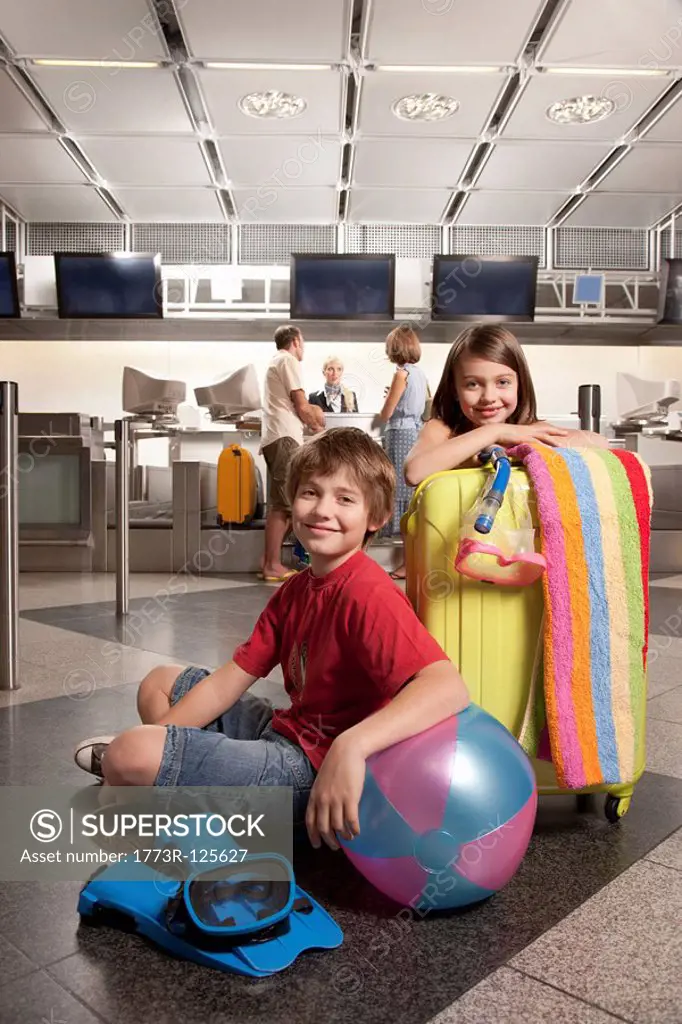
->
<box><xmin>604</xmin><ymin>794</ymin><xmax>630</xmax><ymax>823</ymax></box>
<box><xmin>216</xmin><ymin>514</ymin><xmax>223</xmax><ymax>528</ymax></box>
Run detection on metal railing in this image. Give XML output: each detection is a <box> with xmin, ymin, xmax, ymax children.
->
<box><xmin>0</xmin><ymin>381</ymin><xmax>19</xmax><ymax>690</ymax></box>
<box><xmin>114</xmin><ymin>417</ymin><xmax>179</xmax><ymax>617</ymax></box>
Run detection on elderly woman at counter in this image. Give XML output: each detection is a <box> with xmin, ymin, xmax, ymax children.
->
<box><xmin>308</xmin><ymin>356</ymin><xmax>359</xmax><ymax>413</ymax></box>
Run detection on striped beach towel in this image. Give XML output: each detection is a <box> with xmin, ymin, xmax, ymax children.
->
<box><xmin>508</xmin><ymin>444</ymin><xmax>652</xmax><ymax>789</ymax></box>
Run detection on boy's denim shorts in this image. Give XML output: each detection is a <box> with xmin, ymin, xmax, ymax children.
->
<box><xmin>154</xmin><ymin>666</ymin><xmax>316</xmax><ymax>824</ymax></box>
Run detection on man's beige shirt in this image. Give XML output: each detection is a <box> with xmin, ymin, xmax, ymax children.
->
<box><xmin>260</xmin><ymin>350</ymin><xmax>304</xmax><ymax>449</ymax></box>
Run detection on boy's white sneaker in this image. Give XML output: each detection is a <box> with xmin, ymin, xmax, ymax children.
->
<box><xmin>74</xmin><ymin>735</ymin><xmax>114</xmax><ymax>778</ymax></box>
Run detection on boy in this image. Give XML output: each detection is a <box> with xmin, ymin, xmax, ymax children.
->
<box><xmin>75</xmin><ymin>429</ymin><xmax>469</xmax><ymax>850</ymax></box>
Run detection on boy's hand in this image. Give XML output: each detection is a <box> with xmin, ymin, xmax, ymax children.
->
<box><xmin>305</xmin><ymin>736</ymin><xmax>366</xmax><ymax>851</ymax></box>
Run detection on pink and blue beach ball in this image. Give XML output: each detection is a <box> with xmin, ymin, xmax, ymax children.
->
<box><xmin>340</xmin><ymin>704</ymin><xmax>537</xmax><ymax>909</ymax></box>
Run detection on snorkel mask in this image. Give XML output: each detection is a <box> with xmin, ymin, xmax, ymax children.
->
<box><xmin>454</xmin><ymin>446</ymin><xmax>546</xmax><ymax>587</ymax></box>
<box><xmin>78</xmin><ymin>850</ymin><xmax>343</xmax><ymax>976</ymax></box>
<box><xmin>165</xmin><ymin>854</ymin><xmax>308</xmax><ymax>947</ymax></box>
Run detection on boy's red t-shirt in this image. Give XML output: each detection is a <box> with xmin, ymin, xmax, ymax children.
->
<box><xmin>232</xmin><ymin>551</ymin><xmax>448</xmax><ymax>770</ymax></box>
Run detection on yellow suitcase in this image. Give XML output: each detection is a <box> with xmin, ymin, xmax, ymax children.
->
<box><xmin>404</xmin><ymin>468</ymin><xmax>646</xmax><ymax>821</ymax></box>
<box><xmin>216</xmin><ymin>445</ymin><xmax>258</xmax><ymax>528</ymax></box>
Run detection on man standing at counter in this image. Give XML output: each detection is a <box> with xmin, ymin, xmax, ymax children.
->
<box><xmin>260</xmin><ymin>325</ymin><xmax>325</xmax><ymax>583</ymax></box>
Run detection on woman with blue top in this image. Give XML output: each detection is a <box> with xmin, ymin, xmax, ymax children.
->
<box><xmin>377</xmin><ymin>326</ymin><xmax>429</xmax><ymax>579</ymax></box>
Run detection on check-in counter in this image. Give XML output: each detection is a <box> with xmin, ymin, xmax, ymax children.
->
<box><xmin>321</xmin><ymin>412</ymin><xmax>383</xmax><ymax>438</ymax></box>
<box><xmin>18</xmin><ymin>414</ymin><xmax>103</xmax><ymax>571</ymax></box>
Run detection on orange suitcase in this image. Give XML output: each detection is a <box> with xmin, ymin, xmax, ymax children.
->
<box><xmin>216</xmin><ymin>445</ymin><xmax>258</xmax><ymax>527</ymax></box>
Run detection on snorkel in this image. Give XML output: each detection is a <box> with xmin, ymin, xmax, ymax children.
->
<box><xmin>454</xmin><ymin>445</ymin><xmax>546</xmax><ymax>586</ymax></box>
<box><xmin>472</xmin><ymin>446</ymin><xmax>511</xmax><ymax>534</ymax></box>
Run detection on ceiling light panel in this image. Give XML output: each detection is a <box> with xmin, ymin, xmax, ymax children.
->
<box><xmin>0</xmin><ymin>0</ymin><xmax>168</xmax><ymax>61</ymax></box>
<box><xmin>542</xmin><ymin>67</ymin><xmax>669</xmax><ymax>77</ymax></box>
<box><xmin>205</xmin><ymin>63</ymin><xmax>333</xmax><ymax>71</ymax></box>
<box><xmin>197</xmin><ymin>69</ymin><xmax>343</xmax><ymax>135</ymax></box>
<box><xmin>358</xmin><ymin>71</ymin><xmax>506</xmax><ymax>136</ymax></box>
<box><xmin>178</xmin><ymin>0</ymin><xmax>348</xmax><ymax>62</ymax></box>
<box><xmin>32</xmin><ymin>59</ymin><xmax>161</xmax><ymax>68</ymax></box>
<box><xmin>376</xmin><ymin>66</ymin><xmax>505</xmax><ymax>73</ymax></box>
<box><xmin>501</xmin><ymin>73</ymin><xmax>668</xmax><ymax>141</ymax></box>
<box><xmin>29</xmin><ymin>67</ymin><xmax>194</xmax><ymax>134</ymax></box>
<box><xmin>391</xmin><ymin>93</ymin><xmax>459</xmax><ymax>121</ymax></box>
<box><xmin>239</xmin><ymin>90</ymin><xmax>307</xmax><ymax>119</ymax></box>
<box><xmin>546</xmin><ymin>95</ymin><xmax>616</xmax><ymax>125</ymax></box>
<box><xmin>364</xmin><ymin>0</ymin><xmax>542</xmax><ymax>66</ymax></box>
<box><xmin>538</xmin><ymin>0</ymin><xmax>682</xmax><ymax>71</ymax></box>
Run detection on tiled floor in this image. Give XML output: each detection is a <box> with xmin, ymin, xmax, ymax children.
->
<box><xmin>1</xmin><ymin>572</ymin><xmax>681</xmax><ymax>1024</ymax></box>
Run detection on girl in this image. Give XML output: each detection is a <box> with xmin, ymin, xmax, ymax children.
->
<box><xmin>377</xmin><ymin>326</ymin><xmax>429</xmax><ymax>579</ymax></box>
<box><xmin>405</xmin><ymin>324</ymin><xmax>607</xmax><ymax>486</ymax></box>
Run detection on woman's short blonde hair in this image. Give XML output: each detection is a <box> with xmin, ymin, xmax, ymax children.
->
<box><xmin>385</xmin><ymin>326</ymin><xmax>421</xmax><ymax>365</ymax></box>
<box><xmin>322</xmin><ymin>355</ymin><xmax>344</xmax><ymax>372</ymax></box>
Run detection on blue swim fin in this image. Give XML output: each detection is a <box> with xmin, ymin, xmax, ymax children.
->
<box><xmin>78</xmin><ymin>855</ymin><xmax>342</xmax><ymax>977</ymax></box>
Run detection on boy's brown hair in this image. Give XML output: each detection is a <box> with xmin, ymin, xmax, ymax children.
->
<box><xmin>286</xmin><ymin>428</ymin><xmax>395</xmax><ymax>540</ymax></box>
<box><xmin>385</xmin><ymin>326</ymin><xmax>421</xmax><ymax>365</ymax></box>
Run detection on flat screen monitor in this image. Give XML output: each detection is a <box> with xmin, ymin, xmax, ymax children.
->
<box><xmin>54</xmin><ymin>253</ymin><xmax>162</xmax><ymax>319</ymax></box>
<box><xmin>290</xmin><ymin>254</ymin><xmax>395</xmax><ymax>320</ymax></box>
<box><xmin>573</xmin><ymin>273</ymin><xmax>605</xmax><ymax>305</ymax></box>
<box><xmin>657</xmin><ymin>258</ymin><xmax>682</xmax><ymax>324</ymax></box>
<box><xmin>0</xmin><ymin>252</ymin><xmax>20</xmax><ymax>318</ymax></box>
<box><xmin>431</xmin><ymin>255</ymin><xmax>539</xmax><ymax>322</ymax></box>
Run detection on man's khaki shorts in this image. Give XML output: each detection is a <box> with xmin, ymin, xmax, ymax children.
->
<box><xmin>262</xmin><ymin>436</ymin><xmax>300</xmax><ymax>513</ymax></box>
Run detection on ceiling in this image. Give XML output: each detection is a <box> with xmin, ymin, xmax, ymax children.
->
<box><xmin>0</xmin><ymin>0</ymin><xmax>682</xmax><ymax>227</ymax></box>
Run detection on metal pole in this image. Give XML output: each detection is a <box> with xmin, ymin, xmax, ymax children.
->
<box><xmin>0</xmin><ymin>382</ymin><xmax>19</xmax><ymax>690</ymax></box>
<box><xmin>545</xmin><ymin>225</ymin><xmax>554</xmax><ymax>271</ymax></box>
<box><xmin>115</xmin><ymin>418</ymin><xmax>130</xmax><ymax>616</ymax></box>
<box><xmin>578</xmin><ymin>384</ymin><xmax>601</xmax><ymax>434</ymax></box>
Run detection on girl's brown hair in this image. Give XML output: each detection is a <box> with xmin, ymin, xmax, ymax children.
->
<box><xmin>385</xmin><ymin>326</ymin><xmax>421</xmax><ymax>365</ymax></box>
<box><xmin>430</xmin><ymin>325</ymin><xmax>538</xmax><ymax>434</ymax></box>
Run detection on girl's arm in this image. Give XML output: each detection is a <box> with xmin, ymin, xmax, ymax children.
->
<box><xmin>378</xmin><ymin>368</ymin><xmax>408</xmax><ymax>422</ymax></box>
<box><xmin>404</xmin><ymin>418</ymin><xmax>498</xmax><ymax>484</ymax></box>
<box><xmin>405</xmin><ymin>418</ymin><xmax>572</xmax><ymax>485</ymax></box>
